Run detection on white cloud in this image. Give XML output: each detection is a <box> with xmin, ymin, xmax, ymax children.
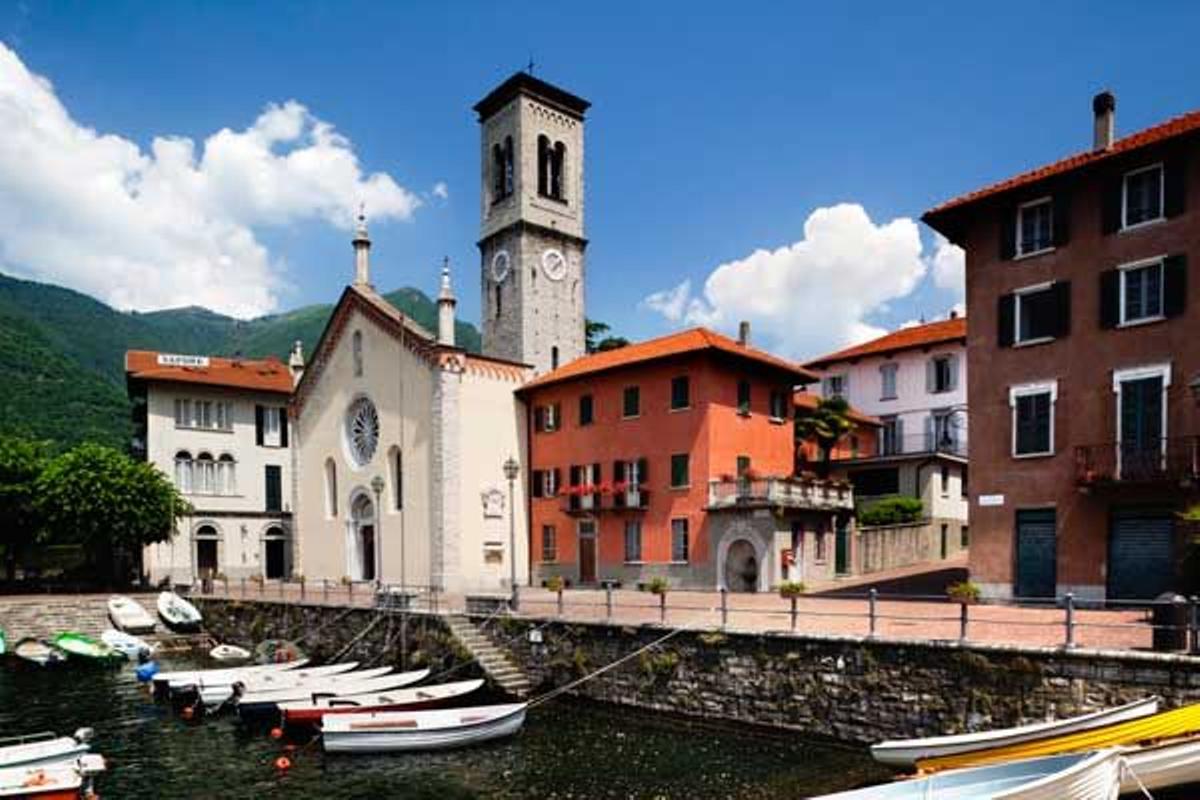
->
<box><xmin>643</xmin><ymin>203</ymin><xmax>936</xmax><ymax>359</ymax></box>
<box><xmin>0</xmin><ymin>43</ymin><xmax>423</xmax><ymax>318</ymax></box>
<box><xmin>431</xmin><ymin>181</ymin><xmax>449</xmax><ymax>200</ymax></box>
<box><xmin>929</xmin><ymin>233</ymin><xmax>965</xmax><ymax>299</ymax></box>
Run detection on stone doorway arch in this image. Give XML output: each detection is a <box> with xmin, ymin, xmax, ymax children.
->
<box><xmin>723</xmin><ymin>539</ymin><xmax>760</xmax><ymax>593</ymax></box>
<box><xmin>350</xmin><ymin>493</ymin><xmax>376</xmax><ymax>581</ymax></box>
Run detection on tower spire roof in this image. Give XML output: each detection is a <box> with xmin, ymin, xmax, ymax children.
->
<box><xmin>352</xmin><ymin>204</ymin><xmax>372</xmax><ymax>286</ymax></box>
<box><xmin>438</xmin><ymin>256</ymin><xmax>456</xmax><ymax>303</ymax></box>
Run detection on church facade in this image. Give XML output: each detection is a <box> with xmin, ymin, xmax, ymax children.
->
<box><xmin>290</xmin><ymin>73</ymin><xmax>591</xmax><ymax>594</ymax></box>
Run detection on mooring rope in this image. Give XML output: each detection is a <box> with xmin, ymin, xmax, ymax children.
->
<box><xmin>1120</xmin><ymin>756</ymin><xmax>1155</xmax><ymax>799</ymax></box>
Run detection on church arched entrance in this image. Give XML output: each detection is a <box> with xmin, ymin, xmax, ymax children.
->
<box><xmin>351</xmin><ymin>494</ymin><xmax>376</xmax><ymax>582</ymax></box>
<box><xmin>723</xmin><ymin>539</ymin><xmax>759</xmax><ymax>593</ymax></box>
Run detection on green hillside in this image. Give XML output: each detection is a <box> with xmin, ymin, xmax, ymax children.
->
<box><xmin>0</xmin><ymin>272</ymin><xmax>482</xmax><ymax>449</ymax></box>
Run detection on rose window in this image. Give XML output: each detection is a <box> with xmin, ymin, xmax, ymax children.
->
<box><xmin>345</xmin><ymin>396</ymin><xmax>380</xmax><ymax>467</ymax></box>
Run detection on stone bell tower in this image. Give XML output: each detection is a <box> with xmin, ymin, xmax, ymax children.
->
<box><xmin>475</xmin><ymin>72</ymin><xmax>589</xmax><ymax>375</ymax></box>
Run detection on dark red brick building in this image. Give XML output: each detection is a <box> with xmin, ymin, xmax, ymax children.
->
<box><xmin>924</xmin><ymin>92</ymin><xmax>1200</xmax><ymax>601</ymax></box>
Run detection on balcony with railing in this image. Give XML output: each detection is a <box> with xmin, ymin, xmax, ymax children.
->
<box><xmin>560</xmin><ymin>486</ymin><xmax>651</xmax><ymax>515</ymax></box>
<box><xmin>848</xmin><ymin>432</ymin><xmax>968</xmax><ymax>461</ymax></box>
<box><xmin>1076</xmin><ymin>437</ymin><xmax>1200</xmax><ymax>488</ymax></box>
<box><xmin>707</xmin><ymin>475</ymin><xmax>854</xmax><ymax>512</ymax></box>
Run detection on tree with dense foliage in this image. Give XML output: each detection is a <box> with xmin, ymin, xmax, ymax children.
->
<box><xmin>0</xmin><ymin>435</ymin><xmax>49</xmax><ymax>581</ymax></box>
<box><xmin>585</xmin><ymin>319</ymin><xmax>630</xmax><ymax>353</ymax></box>
<box><xmin>795</xmin><ymin>396</ymin><xmax>855</xmax><ymax>477</ymax></box>
<box><xmin>35</xmin><ymin>443</ymin><xmax>190</xmax><ymax>584</ymax></box>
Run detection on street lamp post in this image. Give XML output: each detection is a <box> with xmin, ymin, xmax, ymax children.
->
<box><xmin>370</xmin><ymin>475</ymin><xmax>385</xmax><ymax>590</ymax></box>
<box><xmin>503</xmin><ymin>456</ymin><xmax>521</xmax><ymax>611</ymax></box>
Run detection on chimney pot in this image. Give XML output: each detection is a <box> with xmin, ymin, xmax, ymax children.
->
<box><xmin>737</xmin><ymin>321</ymin><xmax>750</xmax><ymax>346</ymax></box>
<box><xmin>1093</xmin><ymin>90</ymin><xmax>1116</xmax><ymax>151</ymax></box>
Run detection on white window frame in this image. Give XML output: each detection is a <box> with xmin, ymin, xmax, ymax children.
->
<box><xmin>579</xmin><ymin>463</ymin><xmax>596</xmax><ymax>511</ymax></box>
<box><xmin>1015</xmin><ymin>196</ymin><xmax>1054</xmax><ymax>258</ymax></box>
<box><xmin>1121</xmin><ymin>163</ymin><xmax>1165</xmax><ymax>231</ymax></box>
<box><xmin>263</xmin><ymin>406</ymin><xmax>283</xmax><ymax>447</ymax></box>
<box><xmin>1117</xmin><ymin>255</ymin><xmax>1167</xmax><ymax>327</ymax></box>
<box><xmin>824</xmin><ymin>374</ymin><xmax>847</xmax><ymax>399</ymax></box>
<box><xmin>1009</xmin><ymin>380</ymin><xmax>1058</xmax><ymax>458</ymax></box>
<box><xmin>879</xmin><ymin>363</ymin><xmax>898</xmax><ymax>401</ymax></box>
<box><xmin>543</xmin><ymin>468</ymin><xmax>558</xmax><ymax>497</ymax></box>
<box><xmin>931</xmin><ymin>356</ymin><xmax>954</xmax><ymax>394</ymax></box>
<box><xmin>1112</xmin><ymin>363</ymin><xmax>1171</xmax><ymax>476</ymax></box>
<box><xmin>623</xmin><ymin>459</ymin><xmax>642</xmax><ymax>507</ymax></box>
<box><xmin>1013</xmin><ymin>281</ymin><xmax>1057</xmax><ymax>347</ymax></box>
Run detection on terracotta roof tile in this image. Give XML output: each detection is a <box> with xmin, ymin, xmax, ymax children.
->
<box><xmin>793</xmin><ymin>390</ymin><xmax>880</xmax><ymax>426</ymax></box>
<box><xmin>519</xmin><ymin>327</ymin><xmax>819</xmax><ymax>392</ymax></box>
<box><xmin>925</xmin><ymin>108</ymin><xmax>1200</xmax><ymax>221</ymax></box>
<box><xmin>805</xmin><ymin>317</ymin><xmax>966</xmax><ymax>369</ymax></box>
<box><xmin>125</xmin><ymin>350</ymin><xmax>293</xmax><ymax>394</ymax></box>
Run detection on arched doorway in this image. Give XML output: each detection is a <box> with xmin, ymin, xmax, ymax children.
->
<box><xmin>723</xmin><ymin>539</ymin><xmax>759</xmax><ymax>593</ymax></box>
<box><xmin>195</xmin><ymin>524</ymin><xmax>219</xmax><ymax>580</ymax></box>
<box><xmin>264</xmin><ymin>526</ymin><xmax>286</xmax><ymax>580</ymax></box>
<box><xmin>351</xmin><ymin>494</ymin><xmax>376</xmax><ymax>581</ymax></box>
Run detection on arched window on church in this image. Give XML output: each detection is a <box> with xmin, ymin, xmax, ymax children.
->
<box><xmin>551</xmin><ymin>346</ymin><xmax>559</xmax><ymax>371</ymax></box>
<box><xmin>324</xmin><ymin>458</ymin><xmax>338</xmax><ymax>518</ymax></box>
<box><xmin>551</xmin><ymin>141</ymin><xmax>566</xmax><ymax>201</ymax></box>
<box><xmin>352</xmin><ymin>330</ymin><xmax>363</xmax><ymax>377</ymax></box>
<box><xmin>537</xmin><ymin>135</ymin><xmax>550</xmax><ymax>197</ymax></box>
<box><xmin>492</xmin><ymin>143</ymin><xmax>505</xmax><ymax>199</ymax></box>
<box><xmin>175</xmin><ymin>450</ymin><xmax>193</xmax><ymax>494</ymax></box>
<box><xmin>503</xmin><ymin>136</ymin><xmax>514</xmax><ymax>196</ymax></box>
<box><xmin>495</xmin><ymin>285</ymin><xmax>502</xmax><ymax>319</ymax></box>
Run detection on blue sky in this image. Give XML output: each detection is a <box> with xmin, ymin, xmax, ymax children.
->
<box><xmin>2</xmin><ymin>1</ymin><xmax>1199</xmax><ymax>359</ymax></box>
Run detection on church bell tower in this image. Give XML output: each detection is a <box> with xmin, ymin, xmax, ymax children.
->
<box><xmin>475</xmin><ymin>72</ymin><xmax>590</xmax><ymax>374</ymax></box>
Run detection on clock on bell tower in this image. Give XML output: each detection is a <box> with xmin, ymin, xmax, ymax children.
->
<box><xmin>475</xmin><ymin>72</ymin><xmax>590</xmax><ymax>375</ymax></box>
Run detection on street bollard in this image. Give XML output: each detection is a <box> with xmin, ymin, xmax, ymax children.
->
<box><xmin>660</xmin><ymin>592</ymin><xmax>666</xmax><ymax>624</ymax></box>
<box><xmin>1064</xmin><ymin>592</ymin><xmax>1077</xmax><ymax>649</ymax></box>
<box><xmin>790</xmin><ymin>596</ymin><xmax>798</xmax><ymax>631</ymax></box>
<box><xmin>605</xmin><ymin>584</ymin><xmax>613</xmax><ymax>623</ymax></box>
<box><xmin>868</xmin><ymin>588</ymin><xmax>878</xmax><ymax>639</ymax></box>
<box><xmin>323</xmin><ymin>579</ymin><xmax>329</xmax><ymax>604</ymax></box>
<box><xmin>241</xmin><ymin>577</ymin><xmax>246</xmax><ymax>598</ymax></box>
<box><xmin>720</xmin><ymin>587</ymin><xmax>728</xmax><ymax>629</ymax></box>
<box><xmin>1191</xmin><ymin>597</ymin><xmax>1200</xmax><ymax>655</ymax></box>
<box><xmin>959</xmin><ymin>601</ymin><xmax>969</xmax><ymax>643</ymax></box>
<box><xmin>556</xmin><ymin>588</ymin><xmax>564</xmax><ymax>617</ymax></box>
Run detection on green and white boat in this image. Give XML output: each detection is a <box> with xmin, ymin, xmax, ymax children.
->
<box><xmin>52</xmin><ymin>631</ymin><xmax>125</xmax><ymax>664</ymax></box>
<box><xmin>0</xmin><ymin>628</ymin><xmax>6</xmax><ymax>656</ymax></box>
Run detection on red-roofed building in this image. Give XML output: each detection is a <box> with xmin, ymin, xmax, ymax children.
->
<box><xmin>126</xmin><ymin>349</ymin><xmax>302</xmax><ymax>584</ymax></box>
<box><xmin>924</xmin><ymin>91</ymin><xmax>1200</xmax><ymax>602</ymax></box>
<box><xmin>517</xmin><ymin>325</ymin><xmax>856</xmax><ymax>592</ymax></box>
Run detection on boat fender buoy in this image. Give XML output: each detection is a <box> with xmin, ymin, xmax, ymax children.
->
<box><xmin>274</xmin><ymin>756</ymin><xmax>291</xmax><ymax>771</ymax></box>
<box><xmin>180</xmin><ymin>707</ymin><xmax>194</xmax><ymax>721</ymax></box>
<box><xmin>269</xmin><ymin>727</ymin><xmax>283</xmax><ymax>740</ymax></box>
<box><xmin>135</xmin><ymin>661</ymin><xmax>160</xmax><ymax>682</ymax></box>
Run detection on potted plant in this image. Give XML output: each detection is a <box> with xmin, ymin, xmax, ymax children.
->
<box><xmin>545</xmin><ymin>575</ymin><xmax>565</xmax><ymax>593</ymax></box>
<box><xmin>646</xmin><ymin>576</ymin><xmax>669</xmax><ymax>596</ymax></box>
<box><xmin>778</xmin><ymin>580</ymin><xmax>807</xmax><ymax>599</ymax></box>
<box><xmin>946</xmin><ymin>580</ymin><xmax>981</xmax><ymax>604</ymax></box>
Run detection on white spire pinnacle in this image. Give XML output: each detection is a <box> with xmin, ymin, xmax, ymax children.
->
<box><xmin>352</xmin><ymin>205</ymin><xmax>371</xmax><ymax>286</ymax></box>
<box><xmin>437</xmin><ymin>256</ymin><xmax>457</xmax><ymax>346</ymax></box>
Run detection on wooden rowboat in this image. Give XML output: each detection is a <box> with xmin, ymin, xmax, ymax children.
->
<box><xmin>156</xmin><ymin>591</ymin><xmax>202</xmax><ymax>633</ymax></box>
<box><xmin>810</xmin><ymin>749</ymin><xmax>1122</xmax><ymax>799</ymax></box>
<box><xmin>100</xmin><ymin>629</ymin><xmax>153</xmax><ymax>660</ymax></box>
<box><xmin>0</xmin><ymin>730</ymin><xmax>92</xmax><ymax>771</ymax></box>
<box><xmin>152</xmin><ymin>658</ymin><xmax>309</xmax><ymax>699</ymax></box>
<box><xmin>0</xmin><ymin>754</ymin><xmax>105</xmax><ymax>799</ymax></box>
<box><xmin>322</xmin><ymin>702</ymin><xmax>527</xmax><ymax>753</ymax></box>
<box><xmin>235</xmin><ymin>668</ymin><xmax>431</xmax><ymax>719</ymax></box>
<box><xmin>106</xmin><ymin>595</ymin><xmax>155</xmax><ymax>634</ymax></box>
<box><xmin>871</xmin><ymin>696</ymin><xmax>1160</xmax><ymax>768</ymax></box>
<box><xmin>1119</xmin><ymin>734</ymin><xmax>1200</xmax><ymax>794</ymax></box>
<box><xmin>191</xmin><ymin>662</ymin><xmax>369</xmax><ymax>705</ymax></box>
<box><xmin>13</xmin><ymin>639</ymin><xmax>67</xmax><ymax>668</ymax></box>
<box><xmin>209</xmin><ymin>643</ymin><xmax>251</xmax><ymax>662</ymax></box>
<box><xmin>51</xmin><ymin>633</ymin><xmax>124</xmax><ymax>665</ymax></box>
<box><xmin>280</xmin><ymin>679</ymin><xmax>485</xmax><ymax>726</ymax></box>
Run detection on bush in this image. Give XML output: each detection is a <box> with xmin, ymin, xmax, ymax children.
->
<box><xmin>645</xmin><ymin>576</ymin><xmax>669</xmax><ymax>595</ymax></box>
<box><xmin>947</xmin><ymin>581</ymin><xmax>981</xmax><ymax>604</ymax></box>
<box><xmin>545</xmin><ymin>575</ymin><xmax>565</xmax><ymax>593</ymax></box>
<box><xmin>858</xmin><ymin>496</ymin><xmax>924</xmax><ymax>526</ymax></box>
<box><xmin>778</xmin><ymin>580</ymin><xmax>807</xmax><ymax>598</ymax></box>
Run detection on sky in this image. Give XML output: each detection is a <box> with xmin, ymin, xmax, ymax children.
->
<box><xmin>1</xmin><ymin>1</ymin><xmax>1199</xmax><ymax>360</ymax></box>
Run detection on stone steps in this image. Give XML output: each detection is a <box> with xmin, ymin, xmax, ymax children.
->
<box><xmin>445</xmin><ymin>615</ymin><xmax>531</xmax><ymax>698</ymax></box>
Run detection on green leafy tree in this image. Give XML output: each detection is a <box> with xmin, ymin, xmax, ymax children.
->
<box><xmin>0</xmin><ymin>435</ymin><xmax>49</xmax><ymax>581</ymax></box>
<box><xmin>795</xmin><ymin>396</ymin><xmax>855</xmax><ymax>477</ymax></box>
<box><xmin>35</xmin><ymin>443</ymin><xmax>190</xmax><ymax>585</ymax></box>
<box><xmin>585</xmin><ymin>319</ymin><xmax>630</xmax><ymax>353</ymax></box>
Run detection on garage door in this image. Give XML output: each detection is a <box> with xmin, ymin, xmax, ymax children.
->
<box><xmin>1015</xmin><ymin>509</ymin><xmax>1056</xmax><ymax>600</ymax></box>
<box><xmin>1108</xmin><ymin>511</ymin><xmax>1175</xmax><ymax>601</ymax></box>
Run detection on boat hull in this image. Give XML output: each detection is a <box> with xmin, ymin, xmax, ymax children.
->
<box><xmin>1120</xmin><ymin>736</ymin><xmax>1200</xmax><ymax>793</ymax></box>
<box><xmin>322</xmin><ymin>705</ymin><xmax>527</xmax><ymax>753</ymax></box>
<box><xmin>235</xmin><ymin>669</ymin><xmax>430</xmax><ymax>721</ymax></box>
<box><xmin>107</xmin><ymin>596</ymin><xmax>156</xmax><ymax>634</ymax></box>
<box><xmin>12</xmin><ymin>640</ymin><xmax>67</xmax><ymax>668</ymax></box>
<box><xmin>281</xmin><ymin>680</ymin><xmax>485</xmax><ymax>726</ymax></box>
<box><xmin>157</xmin><ymin>592</ymin><xmax>202</xmax><ymax>633</ymax></box>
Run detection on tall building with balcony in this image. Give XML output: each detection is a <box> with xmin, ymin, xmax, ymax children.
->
<box><xmin>126</xmin><ymin>350</ymin><xmax>297</xmax><ymax>584</ymax></box>
<box><xmin>803</xmin><ymin>316</ymin><xmax>970</xmax><ymax>569</ymax></box>
<box><xmin>924</xmin><ymin>91</ymin><xmax>1200</xmax><ymax>601</ymax></box>
<box><xmin>517</xmin><ymin>326</ymin><xmax>854</xmax><ymax>592</ymax></box>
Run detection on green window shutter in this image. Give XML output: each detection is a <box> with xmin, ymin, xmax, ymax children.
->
<box><xmin>1164</xmin><ymin>255</ymin><xmax>1187</xmax><ymax>318</ymax></box>
<box><xmin>1099</xmin><ymin>269</ymin><xmax>1121</xmax><ymax>328</ymax></box>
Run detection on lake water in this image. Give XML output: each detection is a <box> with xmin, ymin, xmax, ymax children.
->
<box><xmin>0</xmin><ymin>657</ymin><xmax>892</xmax><ymax>798</ymax></box>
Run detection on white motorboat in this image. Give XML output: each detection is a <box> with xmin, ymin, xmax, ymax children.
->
<box><xmin>209</xmin><ymin>643</ymin><xmax>251</xmax><ymax>662</ymax></box>
<box><xmin>236</xmin><ymin>668</ymin><xmax>430</xmax><ymax>718</ymax></box>
<box><xmin>106</xmin><ymin>596</ymin><xmax>155</xmax><ymax>634</ymax></box>
<box><xmin>810</xmin><ymin>749</ymin><xmax>1123</xmax><ymax>799</ymax></box>
<box><xmin>0</xmin><ymin>730</ymin><xmax>92</xmax><ymax>770</ymax></box>
<box><xmin>197</xmin><ymin>663</ymin><xmax>381</xmax><ymax>707</ymax></box>
<box><xmin>156</xmin><ymin>591</ymin><xmax>202</xmax><ymax>633</ymax></box>
<box><xmin>0</xmin><ymin>754</ymin><xmax>105</xmax><ymax>798</ymax></box>
<box><xmin>280</xmin><ymin>679</ymin><xmax>485</xmax><ymax>726</ymax></box>
<box><xmin>870</xmin><ymin>696</ymin><xmax>1159</xmax><ymax>768</ymax></box>
<box><xmin>152</xmin><ymin>658</ymin><xmax>309</xmax><ymax>698</ymax></box>
<box><xmin>322</xmin><ymin>702</ymin><xmax>527</xmax><ymax>753</ymax></box>
<box><xmin>100</xmin><ymin>629</ymin><xmax>153</xmax><ymax>660</ymax></box>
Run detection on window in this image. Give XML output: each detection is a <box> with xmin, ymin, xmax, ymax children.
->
<box><xmin>880</xmin><ymin>416</ymin><xmax>902</xmax><ymax>455</ymax></box>
<box><xmin>940</xmin><ymin>464</ymin><xmax>950</xmax><ymax>497</ymax></box>
<box><xmin>880</xmin><ymin>363</ymin><xmax>898</xmax><ymax>400</ymax></box>
<box><xmin>624</xmin><ymin>520</ymin><xmax>643</xmax><ymax>562</ymax></box>
<box><xmin>614</xmin><ymin>458</ymin><xmax>646</xmax><ymax>507</ymax></box>
<box><xmin>671</xmin><ymin>518</ymin><xmax>689</xmax><ymax>562</ymax></box>
<box><xmin>850</xmin><ymin>467</ymin><xmax>899</xmax><ymax>496</ymax></box>
<box><xmin>1010</xmin><ymin>381</ymin><xmax>1057</xmax><ymax>457</ymax></box>
<box><xmin>174</xmin><ymin>451</ymin><xmax>193</xmax><ymax>493</ymax></box>
<box><xmin>815</xmin><ymin>529</ymin><xmax>828</xmax><ymax>561</ymax></box>
<box><xmin>823</xmin><ymin>374</ymin><xmax>847</xmax><ymax>399</ymax></box>
<box><xmin>495</xmin><ymin>285</ymin><xmax>502</xmax><ymax>318</ymax></box>
<box><xmin>541</xmin><ymin>525</ymin><xmax>557</xmax><ymax>562</ymax></box>
<box><xmin>265</xmin><ymin>465</ymin><xmax>282</xmax><ymax>512</ymax></box>
<box><xmin>930</xmin><ymin>410</ymin><xmax>958</xmax><ymax>452</ymax></box>
<box><xmin>533</xmin><ymin>468</ymin><xmax>560</xmax><ymax>498</ymax></box>
<box><xmin>622</xmin><ymin>386</ymin><xmax>640</xmax><ymax>418</ymax></box>
<box><xmin>492</xmin><ymin>136</ymin><xmax>514</xmax><ymax>201</ymax></box>
<box><xmin>1114</xmin><ymin>364</ymin><xmax>1170</xmax><ymax>479</ymax></box>
<box><xmin>195</xmin><ymin>453</ymin><xmax>215</xmax><ymax>494</ymax></box>
<box><xmin>1123</xmin><ymin>164</ymin><xmax>1163</xmax><ymax>229</ymax></box>
<box><xmin>928</xmin><ymin>355</ymin><xmax>957</xmax><ymax>394</ymax></box>
<box><xmin>736</xmin><ymin>455</ymin><xmax>752</xmax><ymax>497</ymax></box>
<box><xmin>579</xmin><ymin>394</ymin><xmax>594</xmax><ymax>426</ymax></box>
<box><xmin>1016</xmin><ymin>197</ymin><xmax>1054</xmax><ymax>256</ymax></box>
<box><xmin>1014</xmin><ymin>283</ymin><xmax>1063</xmax><ymax>344</ymax></box>
<box><xmin>324</xmin><ymin>458</ymin><xmax>338</xmax><ymax>518</ymax></box>
<box><xmin>552</xmin><ymin>141</ymin><xmax>566</xmax><ymax>201</ymax></box>
<box><xmin>1120</xmin><ymin>259</ymin><xmax>1164</xmax><ymax>324</ymax></box>
<box><xmin>961</xmin><ymin>525</ymin><xmax>969</xmax><ymax>548</ymax></box>
<box><xmin>175</xmin><ymin>398</ymin><xmax>232</xmax><ymax>431</ymax></box>
<box><xmin>538</xmin><ymin>136</ymin><xmax>565</xmax><ymax>200</ymax></box>
<box><xmin>218</xmin><ymin>454</ymin><xmax>237</xmax><ymax>496</ymax></box>
<box><xmin>535</xmin><ymin>404</ymin><xmax>561</xmax><ymax>433</ymax></box>
<box><xmin>670</xmin><ymin>454</ymin><xmax>690</xmax><ymax>488</ymax></box>
<box><xmin>352</xmin><ymin>330</ymin><xmax>363</xmax><ymax>377</ymax></box>
<box><xmin>391</xmin><ymin>448</ymin><xmax>403</xmax><ymax>510</ymax></box>
<box><xmin>737</xmin><ymin>380</ymin><xmax>751</xmax><ymax>415</ymax></box>
<box><xmin>263</xmin><ymin>407</ymin><xmax>281</xmax><ymax>446</ymax></box>
<box><xmin>769</xmin><ymin>389</ymin><xmax>788</xmax><ymax>420</ymax></box>
<box><xmin>670</xmin><ymin>376</ymin><xmax>690</xmax><ymax>410</ymax></box>
<box><xmin>256</xmin><ymin>405</ymin><xmax>287</xmax><ymax>447</ymax></box>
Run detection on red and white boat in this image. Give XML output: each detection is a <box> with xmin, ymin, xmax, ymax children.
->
<box><xmin>0</xmin><ymin>754</ymin><xmax>105</xmax><ymax>799</ymax></box>
<box><xmin>280</xmin><ymin>679</ymin><xmax>485</xmax><ymax>727</ymax></box>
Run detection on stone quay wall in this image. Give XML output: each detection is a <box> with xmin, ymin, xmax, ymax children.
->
<box><xmin>194</xmin><ymin>598</ymin><xmax>1200</xmax><ymax>745</ymax></box>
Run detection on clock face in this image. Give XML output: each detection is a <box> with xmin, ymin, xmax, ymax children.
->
<box><xmin>490</xmin><ymin>250</ymin><xmax>511</xmax><ymax>283</ymax></box>
<box><xmin>541</xmin><ymin>249</ymin><xmax>567</xmax><ymax>281</ymax></box>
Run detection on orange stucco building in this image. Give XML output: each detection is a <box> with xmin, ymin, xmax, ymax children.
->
<box><xmin>517</xmin><ymin>327</ymin><xmax>856</xmax><ymax>591</ymax></box>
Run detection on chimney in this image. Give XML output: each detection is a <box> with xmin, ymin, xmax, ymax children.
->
<box><xmin>949</xmin><ymin>309</ymin><xmax>959</xmax><ymax>320</ymax></box>
<box><xmin>288</xmin><ymin>340</ymin><xmax>305</xmax><ymax>386</ymax></box>
<box><xmin>737</xmin><ymin>320</ymin><xmax>750</xmax><ymax>346</ymax></box>
<box><xmin>437</xmin><ymin>257</ymin><xmax>457</xmax><ymax>347</ymax></box>
<box><xmin>1093</xmin><ymin>90</ymin><xmax>1116</xmax><ymax>152</ymax></box>
<box><xmin>352</xmin><ymin>209</ymin><xmax>371</xmax><ymax>287</ymax></box>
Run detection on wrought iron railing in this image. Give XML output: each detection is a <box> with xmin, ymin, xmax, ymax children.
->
<box><xmin>1076</xmin><ymin>436</ymin><xmax>1200</xmax><ymax>486</ymax></box>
